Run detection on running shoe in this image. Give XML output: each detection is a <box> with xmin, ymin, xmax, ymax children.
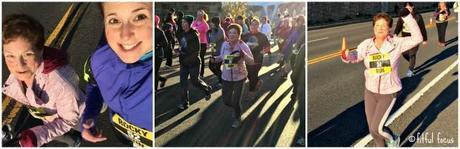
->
<box><xmin>231</xmin><ymin>119</ymin><xmax>241</xmax><ymax>128</ymax></box>
<box><xmin>406</xmin><ymin>70</ymin><xmax>414</xmax><ymax>77</ymax></box>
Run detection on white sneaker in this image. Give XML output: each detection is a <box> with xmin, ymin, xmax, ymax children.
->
<box><xmin>386</xmin><ymin>134</ymin><xmax>400</xmax><ymax>147</ymax></box>
<box><xmin>231</xmin><ymin>119</ymin><xmax>241</xmax><ymax>128</ymax></box>
<box><xmin>406</xmin><ymin>70</ymin><xmax>414</xmax><ymax>77</ymax></box>
<box><xmin>296</xmin><ymin>137</ymin><xmax>305</xmax><ymax>146</ymax></box>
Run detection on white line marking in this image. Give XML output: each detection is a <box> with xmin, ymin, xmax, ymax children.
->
<box><xmin>308</xmin><ymin>37</ymin><xmax>329</xmax><ymax>43</ymax></box>
<box><xmin>354</xmin><ymin>60</ymin><xmax>458</xmax><ymax>147</ymax></box>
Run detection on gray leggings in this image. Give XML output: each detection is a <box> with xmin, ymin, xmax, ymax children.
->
<box><xmin>364</xmin><ymin>89</ymin><xmax>397</xmax><ymax>147</ymax></box>
<box><xmin>222</xmin><ymin>78</ymin><xmax>246</xmax><ymax>119</ymax></box>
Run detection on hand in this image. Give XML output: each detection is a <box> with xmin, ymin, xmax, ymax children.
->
<box><xmin>422</xmin><ymin>41</ymin><xmax>427</xmax><ymax>45</ymax></box>
<box><xmin>19</xmin><ymin>129</ymin><xmax>37</xmax><ymax>147</ymax></box>
<box><xmin>81</xmin><ymin>119</ymin><xmax>107</xmax><ymax>143</ymax></box>
<box><xmin>210</xmin><ymin>57</ymin><xmax>216</xmax><ymax>63</ymax></box>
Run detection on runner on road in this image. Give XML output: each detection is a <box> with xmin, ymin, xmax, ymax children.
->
<box><xmin>341</xmin><ymin>8</ymin><xmax>422</xmax><ymax>147</ymax></box>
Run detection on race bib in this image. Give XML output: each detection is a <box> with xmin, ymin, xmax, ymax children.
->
<box><xmin>439</xmin><ymin>14</ymin><xmax>447</xmax><ymax>21</ymax></box>
<box><xmin>367</xmin><ymin>53</ymin><xmax>392</xmax><ymax>75</ymax></box>
<box><xmin>28</xmin><ymin>106</ymin><xmax>51</xmax><ymax>120</ymax></box>
<box><xmin>223</xmin><ymin>53</ymin><xmax>240</xmax><ymax>69</ymax></box>
<box><xmin>112</xmin><ymin>114</ymin><xmax>153</xmax><ymax>147</ymax></box>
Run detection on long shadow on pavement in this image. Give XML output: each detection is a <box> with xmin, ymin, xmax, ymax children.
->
<box><xmin>155</xmin><ymin>54</ymin><xmax>284</xmax><ymax>127</ymax></box>
<box><xmin>157</xmin><ymin>66</ymin><xmax>296</xmax><ymax>146</ymax></box>
<box><xmin>306</xmin><ymin>42</ymin><xmax>459</xmax><ymax>146</ymax></box>
<box><xmin>414</xmin><ymin>38</ymin><xmax>458</xmax><ymax>74</ymax></box>
<box><xmin>400</xmin><ymin>80</ymin><xmax>458</xmax><ymax>147</ymax></box>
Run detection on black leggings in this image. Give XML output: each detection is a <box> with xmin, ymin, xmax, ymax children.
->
<box><xmin>436</xmin><ymin>22</ymin><xmax>448</xmax><ymax>43</ymax></box>
<box><xmin>199</xmin><ymin>43</ymin><xmax>208</xmax><ymax>77</ymax></box>
<box><xmin>246</xmin><ymin>63</ymin><xmax>262</xmax><ymax>91</ymax></box>
<box><xmin>155</xmin><ymin>57</ymin><xmax>167</xmax><ymax>90</ymax></box>
<box><xmin>402</xmin><ymin>45</ymin><xmax>419</xmax><ymax>71</ymax></box>
<box><xmin>164</xmin><ymin>44</ymin><xmax>173</xmax><ymax>67</ymax></box>
<box><xmin>222</xmin><ymin>78</ymin><xmax>246</xmax><ymax>119</ymax></box>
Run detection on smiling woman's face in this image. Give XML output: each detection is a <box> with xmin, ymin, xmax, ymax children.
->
<box><xmin>373</xmin><ymin>19</ymin><xmax>389</xmax><ymax>39</ymax></box>
<box><xmin>3</xmin><ymin>37</ymin><xmax>42</xmax><ymax>82</ymax></box>
<box><xmin>102</xmin><ymin>2</ymin><xmax>152</xmax><ymax>64</ymax></box>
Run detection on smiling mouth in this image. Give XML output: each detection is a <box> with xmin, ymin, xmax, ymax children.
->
<box><xmin>119</xmin><ymin>42</ymin><xmax>141</xmax><ymax>51</ymax></box>
<box><xmin>16</xmin><ymin>70</ymin><xmax>29</xmax><ymax>74</ymax></box>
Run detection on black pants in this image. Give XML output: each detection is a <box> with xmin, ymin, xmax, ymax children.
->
<box><xmin>209</xmin><ymin>59</ymin><xmax>222</xmax><ymax>83</ymax></box>
<box><xmin>246</xmin><ymin>63</ymin><xmax>262</xmax><ymax>91</ymax></box>
<box><xmin>155</xmin><ymin>57</ymin><xmax>167</xmax><ymax>90</ymax></box>
<box><xmin>180</xmin><ymin>64</ymin><xmax>210</xmax><ymax>104</ymax></box>
<box><xmin>436</xmin><ymin>22</ymin><xmax>448</xmax><ymax>43</ymax></box>
<box><xmin>402</xmin><ymin>45</ymin><xmax>419</xmax><ymax>71</ymax></box>
<box><xmin>199</xmin><ymin>43</ymin><xmax>208</xmax><ymax>77</ymax></box>
<box><xmin>401</xmin><ymin>32</ymin><xmax>419</xmax><ymax>71</ymax></box>
<box><xmin>165</xmin><ymin>45</ymin><xmax>173</xmax><ymax>67</ymax></box>
<box><xmin>222</xmin><ymin>78</ymin><xmax>246</xmax><ymax>119</ymax></box>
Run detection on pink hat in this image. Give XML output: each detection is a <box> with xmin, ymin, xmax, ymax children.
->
<box><xmin>155</xmin><ymin>15</ymin><xmax>160</xmax><ymax>27</ymax></box>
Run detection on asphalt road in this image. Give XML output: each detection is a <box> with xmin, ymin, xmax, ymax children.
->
<box><xmin>2</xmin><ymin>2</ymin><xmax>130</xmax><ymax>147</ymax></box>
<box><xmin>307</xmin><ymin>12</ymin><xmax>458</xmax><ymax>147</ymax></box>
<box><xmin>154</xmin><ymin>42</ymin><xmax>305</xmax><ymax>146</ymax></box>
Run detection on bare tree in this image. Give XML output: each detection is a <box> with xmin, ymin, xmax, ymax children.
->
<box><xmin>222</xmin><ymin>2</ymin><xmax>249</xmax><ymax>19</ymax></box>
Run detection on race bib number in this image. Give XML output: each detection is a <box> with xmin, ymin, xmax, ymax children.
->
<box><xmin>223</xmin><ymin>54</ymin><xmax>240</xmax><ymax>69</ymax></box>
<box><xmin>112</xmin><ymin>114</ymin><xmax>153</xmax><ymax>147</ymax></box>
<box><xmin>367</xmin><ymin>53</ymin><xmax>392</xmax><ymax>75</ymax></box>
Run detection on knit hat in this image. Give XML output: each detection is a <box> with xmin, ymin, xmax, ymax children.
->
<box><xmin>183</xmin><ymin>15</ymin><xmax>195</xmax><ymax>25</ymax></box>
<box><xmin>155</xmin><ymin>15</ymin><xmax>160</xmax><ymax>27</ymax></box>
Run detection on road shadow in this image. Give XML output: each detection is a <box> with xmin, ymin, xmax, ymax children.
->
<box><xmin>400</xmin><ymin>80</ymin><xmax>458</xmax><ymax>147</ymax></box>
<box><xmin>308</xmin><ymin>58</ymin><xmax>436</xmax><ymax>147</ymax></box>
<box><xmin>156</xmin><ymin>65</ymin><xmax>299</xmax><ymax>146</ymax></box>
<box><xmin>414</xmin><ymin>39</ymin><xmax>458</xmax><ymax>74</ymax></box>
<box><xmin>155</xmin><ymin>63</ymin><xmax>282</xmax><ymax>126</ymax></box>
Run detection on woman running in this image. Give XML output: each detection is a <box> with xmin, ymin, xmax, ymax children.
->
<box><xmin>394</xmin><ymin>2</ymin><xmax>428</xmax><ymax>77</ymax></box>
<box><xmin>341</xmin><ymin>8</ymin><xmax>422</xmax><ymax>147</ymax></box>
<box><xmin>432</xmin><ymin>2</ymin><xmax>450</xmax><ymax>47</ymax></box>
<box><xmin>211</xmin><ymin>23</ymin><xmax>254</xmax><ymax>128</ymax></box>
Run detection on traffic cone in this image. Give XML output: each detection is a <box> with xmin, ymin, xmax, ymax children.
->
<box><xmin>342</xmin><ymin>36</ymin><xmax>347</xmax><ymax>51</ymax></box>
<box><xmin>341</xmin><ymin>36</ymin><xmax>348</xmax><ymax>60</ymax></box>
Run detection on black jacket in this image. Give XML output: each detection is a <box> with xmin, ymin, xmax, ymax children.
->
<box><xmin>155</xmin><ymin>27</ymin><xmax>169</xmax><ymax>58</ymax></box>
<box><xmin>178</xmin><ymin>29</ymin><xmax>201</xmax><ymax>66</ymax></box>
<box><xmin>394</xmin><ymin>12</ymin><xmax>428</xmax><ymax>41</ymax></box>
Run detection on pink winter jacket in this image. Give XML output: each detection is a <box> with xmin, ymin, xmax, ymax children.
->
<box><xmin>2</xmin><ymin>62</ymin><xmax>85</xmax><ymax>146</ymax></box>
<box><xmin>191</xmin><ymin>20</ymin><xmax>210</xmax><ymax>44</ymax></box>
<box><xmin>215</xmin><ymin>40</ymin><xmax>255</xmax><ymax>81</ymax></box>
<box><xmin>342</xmin><ymin>14</ymin><xmax>423</xmax><ymax>94</ymax></box>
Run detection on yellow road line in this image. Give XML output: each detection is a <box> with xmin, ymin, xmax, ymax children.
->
<box><xmin>4</xmin><ymin>101</ymin><xmax>23</xmax><ymax>124</ymax></box>
<box><xmin>44</xmin><ymin>3</ymin><xmax>74</xmax><ymax>46</ymax></box>
<box><xmin>308</xmin><ymin>16</ymin><xmax>457</xmax><ymax>65</ymax></box>
<box><xmin>2</xmin><ymin>96</ymin><xmax>11</xmax><ymax>112</ymax></box>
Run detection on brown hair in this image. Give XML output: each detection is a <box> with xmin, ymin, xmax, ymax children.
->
<box><xmin>226</xmin><ymin>23</ymin><xmax>242</xmax><ymax>35</ymax></box>
<box><xmin>251</xmin><ymin>18</ymin><xmax>260</xmax><ymax>25</ymax></box>
<box><xmin>372</xmin><ymin>12</ymin><xmax>392</xmax><ymax>28</ymax></box>
<box><xmin>3</xmin><ymin>14</ymin><xmax>45</xmax><ymax>51</ymax></box>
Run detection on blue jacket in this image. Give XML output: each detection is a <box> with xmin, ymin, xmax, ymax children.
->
<box><xmin>82</xmin><ymin>44</ymin><xmax>152</xmax><ymax>132</ymax></box>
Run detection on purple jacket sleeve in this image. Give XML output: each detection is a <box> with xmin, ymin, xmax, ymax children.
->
<box><xmin>81</xmin><ymin>82</ymin><xmax>103</xmax><ymax>130</ymax></box>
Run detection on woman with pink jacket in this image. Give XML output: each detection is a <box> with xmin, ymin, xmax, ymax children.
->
<box><xmin>2</xmin><ymin>14</ymin><xmax>85</xmax><ymax>147</ymax></box>
<box><xmin>191</xmin><ymin>9</ymin><xmax>210</xmax><ymax>77</ymax></box>
<box><xmin>211</xmin><ymin>23</ymin><xmax>254</xmax><ymax>128</ymax></box>
<box><xmin>341</xmin><ymin>8</ymin><xmax>422</xmax><ymax>147</ymax></box>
